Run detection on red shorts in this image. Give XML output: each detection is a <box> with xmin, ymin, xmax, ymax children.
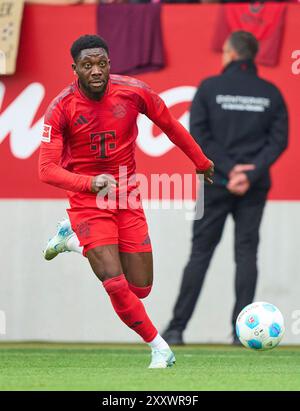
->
<box><xmin>67</xmin><ymin>191</ymin><xmax>152</xmax><ymax>256</ymax></box>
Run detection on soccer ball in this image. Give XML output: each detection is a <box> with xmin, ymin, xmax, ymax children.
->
<box><xmin>235</xmin><ymin>302</ymin><xmax>285</xmax><ymax>350</ymax></box>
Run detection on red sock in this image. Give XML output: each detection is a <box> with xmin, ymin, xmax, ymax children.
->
<box><xmin>103</xmin><ymin>274</ymin><xmax>158</xmax><ymax>343</ymax></box>
<box><xmin>128</xmin><ymin>282</ymin><xmax>152</xmax><ymax>299</ymax></box>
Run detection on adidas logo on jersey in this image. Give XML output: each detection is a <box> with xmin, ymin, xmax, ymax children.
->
<box><xmin>74</xmin><ymin>115</ymin><xmax>88</xmax><ymax>126</ymax></box>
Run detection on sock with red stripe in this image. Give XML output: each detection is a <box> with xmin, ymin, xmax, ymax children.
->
<box><xmin>103</xmin><ymin>274</ymin><xmax>158</xmax><ymax>343</ymax></box>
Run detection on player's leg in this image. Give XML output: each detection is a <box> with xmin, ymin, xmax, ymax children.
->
<box><xmin>86</xmin><ymin>244</ymin><xmax>175</xmax><ymax>368</ymax></box>
<box><xmin>68</xmin><ymin>201</ymin><xmax>174</xmax><ymax>367</ymax></box>
<box><xmin>231</xmin><ymin>188</ymin><xmax>268</xmax><ymax>338</ymax></box>
<box><xmin>118</xmin><ymin>196</ymin><xmax>154</xmax><ymax>299</ymax></box>
<box><xmin>117</xmin><ymin>197</ymin><xmax>176</xmax><ymax>365</ymax></box>
<box><xmin>119</xmin><ymin>251</ymin><xmax>153</xmax><ymax>298</ymax></box>
<box><xmin>86</xmin><ymin>244</ymin><xmax>156</xmax><ymax>343</ymax></box>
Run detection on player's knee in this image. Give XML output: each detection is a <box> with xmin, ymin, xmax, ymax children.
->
<box><xmin>128</xmin><ymin>282</ymin><xmax>152</xmax><ymax>299</ymax></box>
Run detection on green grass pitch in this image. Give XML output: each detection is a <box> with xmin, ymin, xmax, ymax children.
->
<box><xmin>0</xmin><ymin>343</ymin><xmax>299</xmax><ymax>391</ymax></box>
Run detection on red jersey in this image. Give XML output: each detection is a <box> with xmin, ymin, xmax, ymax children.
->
<box><xmin>39</xmin><ymin>75</ymin><xmax>211</xmax><ymax>195</ymax></box>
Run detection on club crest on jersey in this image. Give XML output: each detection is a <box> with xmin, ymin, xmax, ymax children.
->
<box><xmin>112</xmin><ymin>103</ymin><xmax>127</xmax><ymax>119</ymax></box>
<box><xmin>41</xmin><ymin>124</ymin><xmax>52</xmax><ymax>142</ymax></box>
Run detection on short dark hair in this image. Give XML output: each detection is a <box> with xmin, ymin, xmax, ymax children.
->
<box><xmin>228</xmin><ymin>31</ymin><xmax>259</xmax><ymax>60</ymax></box>
<box><xmin>70</xmin><ymin>34</ymin><xmax>109</xmax><ymax>62</ymax></box>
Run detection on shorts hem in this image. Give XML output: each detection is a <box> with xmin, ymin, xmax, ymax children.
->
<box><xmin>118</xmin><ymin>245</ymin><xmax>152</xmax><ymax>254</ymax></box>
<box><xmin>83</xmin><ymin>239</ymin><xmax>118</xmax><ymax>256</ymax></box>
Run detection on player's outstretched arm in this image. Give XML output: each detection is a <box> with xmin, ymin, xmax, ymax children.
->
<box><xmin>149</xmin><ymin>102</ymin><xmax>214</xmax><ymax>183</ymax></box>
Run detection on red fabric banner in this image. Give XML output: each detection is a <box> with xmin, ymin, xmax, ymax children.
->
<box><xmin>97</xmin><ymin>3</ymin><xmax>165</xmax><ymax>75</ymax></box>
<box><xmin>212</xmin><ymin>3</ymin><xmax>287</xmax><ymax>66</ymax></box>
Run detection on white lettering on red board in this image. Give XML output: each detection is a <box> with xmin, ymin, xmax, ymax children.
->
<box><xmin>0</xmin><ymin>82</ymin><xmax>45</xmax><ymax>158</ymax></box>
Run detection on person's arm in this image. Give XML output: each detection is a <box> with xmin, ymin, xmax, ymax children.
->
<box><xmin>190</xmin><ymin>83</ymin><xmax>236</xmax><ymax>179</ymax></box>
<box><xmin>245</xmin><ymin>91</ymin><xmax>288</xmax><ymax>185</ymax></box>
<box><xmin>38</xmin><ymin>104</ymin><xmax>93</xmax><ymax>193</ymax></box>
<box><xmin>141</xmin><ymin>88</ymin><xmax>212</xmax><ymax>172</ymax></box>
<box><xmin>39</xmin><ymin>146</ymin><xmax>93</xmax><ymax>192</ymax></box>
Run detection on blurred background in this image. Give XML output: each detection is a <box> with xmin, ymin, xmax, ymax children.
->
<box><xmin>0</xmin><ymin>0</ymin><xmax>299</xmax><ymax>345</ymax></box>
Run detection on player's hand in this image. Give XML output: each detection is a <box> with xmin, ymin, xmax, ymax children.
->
<box><xmin>91</xmin><ymin>174</ymin><xmax>118</xmax><ymax>194</ymax></box>
<box><xmin>197</xmin><ymin>161</ymin><xmax>214</xmax><ymax>185</ymax></box>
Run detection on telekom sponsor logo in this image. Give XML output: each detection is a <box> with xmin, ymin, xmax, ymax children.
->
<box><xmin>0</xmin><ymin>82</ymin><xmax>196</xmax><ymax>159</ymax></box>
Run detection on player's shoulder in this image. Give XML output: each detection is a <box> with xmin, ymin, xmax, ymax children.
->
<box><xmin>46</xmin><ymin>83</ymin><xmax>76</xmax><ymax>114</ymax></box>
<box><xmin>110</xmin><ymin>74</ymin><xmax>161</xmax><ymax>114</ymax></box>
<box><xmin>110</xmin><ymin>74</ymin><xmax>151</xmax><ymax>93</ymax></box>
<box><xmin>44</xmin><ymin>83</ymin><xmax>76</xmax><ymax>123</ymax></box>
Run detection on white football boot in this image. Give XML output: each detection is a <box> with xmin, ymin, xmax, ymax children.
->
<box><xmin>43</xmin><ymin>219</ymin><xmax>75</xmax><ymax>261</ymax></box>
<box><xmin>148</xmin><ymin>348</ymin><xmax>176</xmax><ymax>369</ymax></box>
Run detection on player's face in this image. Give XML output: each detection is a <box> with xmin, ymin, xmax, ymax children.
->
<box><xmin>73</xmin><ymin>48</ymin><xmax>110</xmax><ymax>100</ymax></box>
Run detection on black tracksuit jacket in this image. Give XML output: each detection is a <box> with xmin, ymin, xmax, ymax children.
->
<box><xmin>190</xmin><ymin>60</ymin><xmax>288</xmax><ymax>189</ymax></box>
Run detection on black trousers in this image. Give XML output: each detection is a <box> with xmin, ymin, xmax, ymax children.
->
<box><xmin>168</xmin><ymin>184</ymin><xmax>268</xmax><ymax>336</ymax></box>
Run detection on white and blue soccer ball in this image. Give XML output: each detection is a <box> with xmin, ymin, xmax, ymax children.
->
<box><xmin>236</xmin><ymin>302</ymin><xmax>285</xmax><ymax>350</ymax></box>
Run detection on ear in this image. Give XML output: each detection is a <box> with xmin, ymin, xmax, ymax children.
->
<box><xmin>72</xmin><ymin>63</ymin><xmax>77</xmax><ymax>75</ymax></box>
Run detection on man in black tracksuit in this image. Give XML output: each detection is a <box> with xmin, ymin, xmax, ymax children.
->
<box><xmin>163</xmin><ymin>31</ymin><xmax>288</xmax><ymax>344</ymax></box>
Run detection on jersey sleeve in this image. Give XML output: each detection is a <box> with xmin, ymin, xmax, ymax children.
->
<box><xmin>139</xmin><ymin>87</ymin><xmax>212</xmax><ymax>171</ymax></box>
<box><xmin>39</xmin><ymin>101</ymin><xmax>93</xmax><ymax>193</ymax></box>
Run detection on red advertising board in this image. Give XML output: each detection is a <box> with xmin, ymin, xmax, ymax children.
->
<box><xmin>0</xmin><ymin>4</ymin><xmax>299</xmax><ymax>199</ymax></box>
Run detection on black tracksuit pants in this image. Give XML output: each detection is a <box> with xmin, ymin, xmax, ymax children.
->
<box><xmin>167</xmin><ymin>184</ymin><xmax>268</xmax><ymax>336</ymax></box>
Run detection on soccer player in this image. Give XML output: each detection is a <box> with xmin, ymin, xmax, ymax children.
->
<box><xmin>39</xmin><ymin>35</ymin><xmax>214</xmax><ymax>368</ymax></box>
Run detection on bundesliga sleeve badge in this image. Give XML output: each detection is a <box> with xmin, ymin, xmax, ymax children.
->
<box><xmin>41</xmin><ymin>124</ymin><xmax>52</xmax><ymax>142</ymax></box>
